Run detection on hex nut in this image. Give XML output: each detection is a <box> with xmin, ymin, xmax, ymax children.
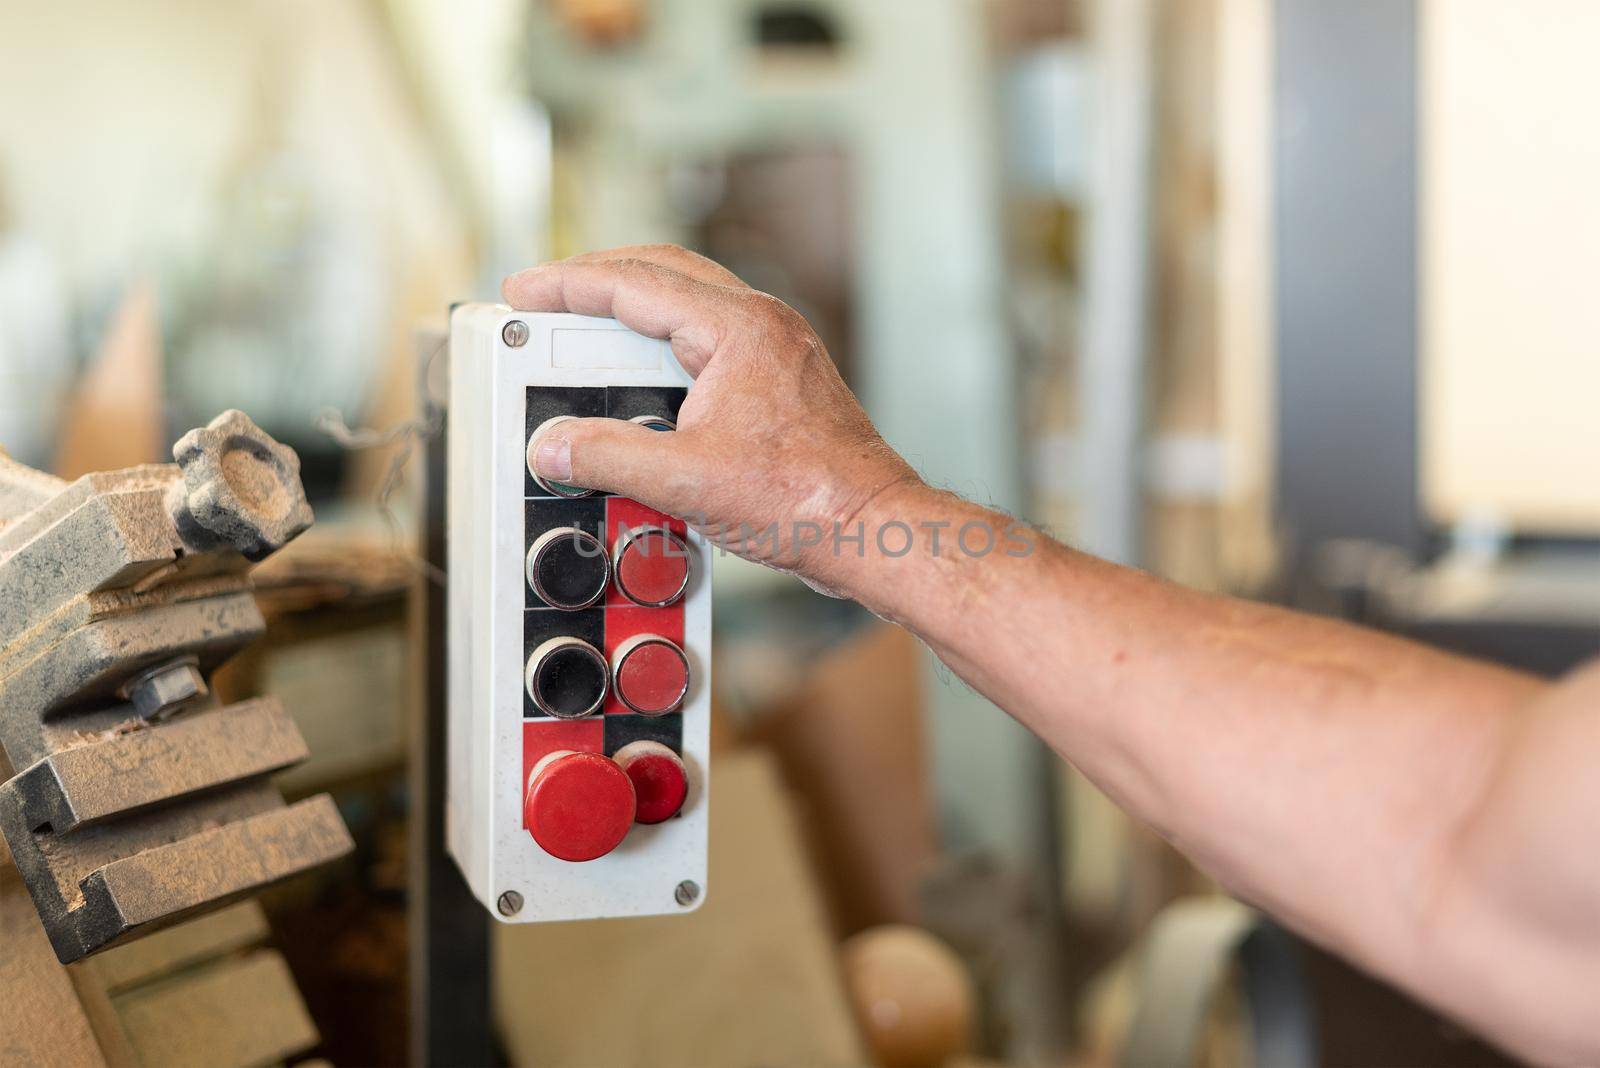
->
<box><xmin>120</xmin><ymin>657</ymin><xmax>208</xmax><ymax>720</ymax></box>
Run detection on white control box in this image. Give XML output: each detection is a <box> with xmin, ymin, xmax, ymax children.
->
<box><xmin>446</xmin><ymin>305</ymin><xmax>710</xmax><ymax>922</ymax></box>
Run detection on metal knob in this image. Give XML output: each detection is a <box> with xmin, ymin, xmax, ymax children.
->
<box><xmin>170</xmin><ymin>409</ymin><xmax>314</xmax><ymax>561</ymax></box>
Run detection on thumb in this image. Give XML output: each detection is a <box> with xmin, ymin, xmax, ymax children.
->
<box><xmin>529</xmin><ymin>416</ymin><xmax>698</xmax><ymax>513</ymax></box>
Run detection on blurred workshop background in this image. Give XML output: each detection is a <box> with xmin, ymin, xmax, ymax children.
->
<box><xmin>1</xmin><ymin>0</ymin><xmax>1597</xmax><ymax>1066</ymax></box>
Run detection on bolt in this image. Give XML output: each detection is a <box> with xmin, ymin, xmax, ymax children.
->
<box><xmin>674</xmin><ymin>880</ymin><xmax>700</xmax><ymax>907</ymax></box>
<box><xmin>497</xmin><ymin>890</ymin><xmax>524</xmax><ymax>916</ymax></box>
<box><xmin>502</xmin><ymin>320</ymin><xmax>530</xmax><ymax>348</ymax></box>
<box><xmin>120</xmin><ymin>656</ymin><xmax>207</xmax><ymax>720</ymax></box>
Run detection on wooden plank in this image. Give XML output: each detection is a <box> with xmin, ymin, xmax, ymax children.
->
<box><xmin>113</xmin><ymin>950</ymin><xmax>318</xmax><ymax>1068</ymax></box>
<box><xmin>65</xmin><ymin>964</ymin><xmax>139</xmax><ymax>1068</ymax></box>
<box><xmin>754</xmin><ymin>623</ymin><xmax>935</xmax><ymax>933</ymax></box>
<box><xmin>82</xmin><ymin>901</ymin><xmax>270</xmax><ymax>995</ymax></box>
<box><xmin>494</xmin><ymin>751</ymin><xmax>864</xmax><ymax>1067</ymax></box>
<box><xmin>0</xmin><ymin>845</ymin><xmax>110</xmax><ymax>1068</ymax></box>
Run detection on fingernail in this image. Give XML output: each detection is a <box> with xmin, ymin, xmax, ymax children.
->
<box><xmin>534</xmin><ymin>436</ymin><xmax>573</xmax><ymax>480</ymax></box>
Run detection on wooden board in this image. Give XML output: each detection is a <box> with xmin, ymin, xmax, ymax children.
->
<box><xmin>755</xmin><ymin>622</ymin><xmax>936</xmax><ymax>934</ymax></box>
<box><xmin>112</xmin><ymin>950</ymin><xmax>318</xmax><ymax>1068</ymax></box>
<box><xmin>494</xmin><ymin>751</ymin><xmax>865</xmax><ymax>1067</ymax></box>
<box><xmin>0</xmin><ymin>845</ymin><xmax>109</xmax><ymax>1068</ymax></box>
<box><xmin>82</xmin><ymin>901</ymin><xmax>270</xmax><ymax>995</ymax></box>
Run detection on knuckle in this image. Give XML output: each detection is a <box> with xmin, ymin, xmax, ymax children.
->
<box><xmin>749</xmin><ymin>292</ymin><xmax>815</xmax><ymax>343</ymax></box>
<box><xmin>565</xmin><ymin>416</ymin><xmax>614</xmax><ymax>448</ymax></box>
<box><xmin>612</xmin><ymin>256</ymin><xmax>653</xmax><ymax>275</ymax></box>
<box><xmin>741</xmin><ymin>289</ymin><xmax>791</xmax><ymax>323</ymax></box>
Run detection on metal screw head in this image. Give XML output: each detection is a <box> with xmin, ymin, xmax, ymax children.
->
<box><xmin>502</xmin><ymin>320</ymin><xmax>530</xmax><ymax>347</ymax></box>
<box><xmin>497</xmin><ymin>890</ymin><xmax>524</xmax><ymax>916</ymax></box>
<box><xmin>674</xmin><ymin>880</ymin><xmax>700</xmax><ymax>907</ymax></box>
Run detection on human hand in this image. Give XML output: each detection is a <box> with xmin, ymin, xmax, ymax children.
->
<box><xmin>503</xmin><ymin>246</ymin><xmax>922</xmax><ymax>595</ymax></box>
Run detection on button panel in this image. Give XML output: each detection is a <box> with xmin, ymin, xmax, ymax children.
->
<box><xmin>522</xmin><ymin>384</ymin><xmax>695</xmax><ymax>860</ymax></box>
<box><xmin>447</xmin><ymin>306</ymin><xmax>708</xmax><ymax>921</ymax></box>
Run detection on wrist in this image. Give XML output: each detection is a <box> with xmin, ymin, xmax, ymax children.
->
<box><xmin>829</xmin><ymin>479</ymin><xmax>1048</xmax><ymax>627</ymax></box>
<box><xmin>816</xmin><ymin>477</ymin><xmax>950</xmax><ymax>612</ymax></box>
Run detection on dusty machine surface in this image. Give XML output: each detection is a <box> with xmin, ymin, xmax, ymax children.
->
<box><xmin>0</xmin><ymin>409</ymin><xmax>353</xmax><ymax>963</ymax></box>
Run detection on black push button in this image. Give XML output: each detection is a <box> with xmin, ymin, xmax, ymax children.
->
<box><xmin>525</xmin><ymin>636</ymin><xmax>610</xmax><ymax>719</ymax></box>
<box><xmin>526</xmin><ymin>527</ymin><xmax>610</xmax><ymax>610</ymax></box>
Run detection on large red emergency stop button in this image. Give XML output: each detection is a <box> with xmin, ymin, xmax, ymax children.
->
<box><xmin>615</xmin><ymin>740</ymin><xmax>690</xmax><ymax>824</ymax></box>
<box><xmin>524</xmin><ymin>750</ymin><xmax>636</xmax><ymax>862</ymax></box>
<box><xmin>612</xmin><ymin>525</ymin><xmax>691</xmax><ymax>607</ymax></box>
<box><xmin>611</xmin><ymin>634</ymin><xmax>690</xmax><ymax>716</ymax></box>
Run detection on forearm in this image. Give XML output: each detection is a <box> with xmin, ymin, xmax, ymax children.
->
<box><xmin>838</xmin><ymin>484</ymin><xmax>1545</xmax><ymax>974</ymax></box>
<box><xmin>505</xmin><ymin>247</ymin><xmax>1600</xmax><ymax>1062</ymax></box>
<box><xmin>507</xmin><ymin>248</ymin><xmax>1598</xmax><ymax>1062</ymax></box>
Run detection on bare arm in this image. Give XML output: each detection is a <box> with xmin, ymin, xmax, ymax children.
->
<box><xmin>504</xmin><ymin>248</ymin><xmax>1600</xmax><ymax>1064</ymax></box>
<box><xmin>840</xmin><ymin>486</ymin><xmax>1598</xmax><ymax>1064</ymax></box>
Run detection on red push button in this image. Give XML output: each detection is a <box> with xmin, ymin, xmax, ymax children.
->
<box><xmin>523</xmin><ymin>750</ymin><xmax>636</xmax><ymax>862</ymax></box>
<box><xmin>615</xmin><ymin>740</ymin><xmax>689</xmax><ymax>824</ymax></box>
<box><xmin>611</xmin><ymin>634</ymin><xmax>690</xmax><ymax>716</ymax></box>
<box><xmin>612</xmin><ymin>526</ymin><xmax>691</xmax><ymax>607</ymax></box>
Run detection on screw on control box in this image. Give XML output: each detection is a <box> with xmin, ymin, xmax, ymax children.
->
<box><xmin>446</xmin><ymin>306</ymin><xmax>710</xmax><ymax>924</ymax></box>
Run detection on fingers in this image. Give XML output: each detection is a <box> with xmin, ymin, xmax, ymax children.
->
<box><xmin>565</xmin><ymin>245</ymin><xmax>749</xmax><ymax>290</ymax></box>
<box><xmin>529</xmin><ymin>416</ymin><xmax>700</xmax><ymax>514</ymax></box>
<box><xmin>502</xmin><ymin>259</ymin><xmax>729</xmax><ymax>374</ymax></box>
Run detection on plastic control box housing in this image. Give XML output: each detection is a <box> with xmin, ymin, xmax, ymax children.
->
<box><xmin>446</xmin><ymin>304</ymin><xmax>709</xmax><ymax>922</ymax></box>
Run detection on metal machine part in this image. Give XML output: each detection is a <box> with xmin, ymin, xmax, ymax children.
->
<box><xmin>0</xmin><ymin>409</ymin><xmax>352</xmax><ymax>963</ymax></box>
